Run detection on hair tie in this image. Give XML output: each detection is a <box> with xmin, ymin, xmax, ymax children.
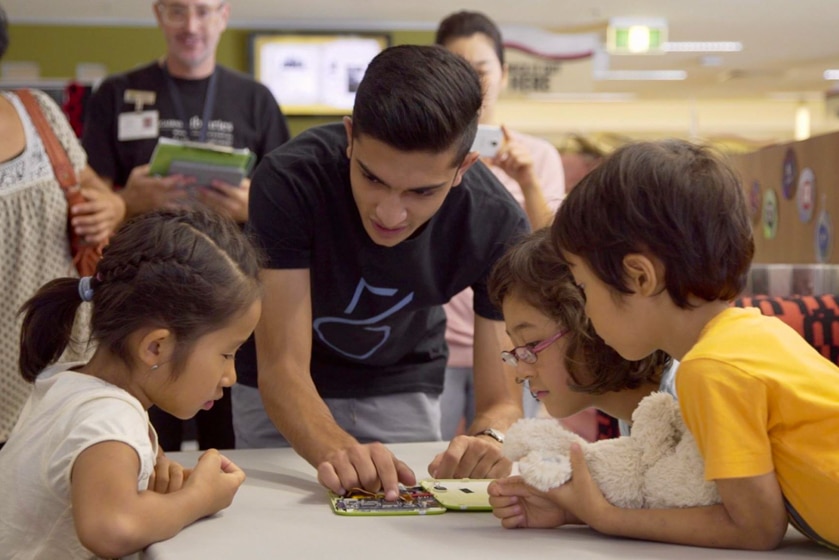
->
<box><xmin>78</xmin><ymin>276</ymin><xmax>95</xmax><ymax>302</ymax></box>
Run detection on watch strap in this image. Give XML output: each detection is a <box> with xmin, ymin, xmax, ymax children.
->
<box><xmin>476</xmin><ymin>428</ymin><xmax>505</xmax><ymax>444</ymax></box>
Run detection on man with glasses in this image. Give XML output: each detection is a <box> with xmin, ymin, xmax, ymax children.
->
<box><xmin>83</xmin><ymin>0</ymin><xmax>289</xmax><ymax>225</ymax></box>
<box><xmin>82</xmin><ymin>0</ymin><xmax>290</xmax><ymax>452</ymax></box>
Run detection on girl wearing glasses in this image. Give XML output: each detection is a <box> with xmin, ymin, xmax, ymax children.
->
<box><xmin>488</xmin><ymin>228</ymin><xmax>675</xmax><ymax>436</ymax></box>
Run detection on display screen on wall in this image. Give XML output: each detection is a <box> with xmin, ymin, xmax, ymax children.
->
<box><xmin>251</xmin><ymin>33</ymin><xmax>390</xmax><ymax>116</ymax></box>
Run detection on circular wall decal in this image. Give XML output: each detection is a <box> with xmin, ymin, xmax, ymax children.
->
<box><xmin>781</xmin><ymin>148</ymin><xmax>798</xmax><ymax>200</ymax></box>
<box><xmin>796</xmin><ymin>167</ymin><xmax>816</xmax><ymax>223</ymax></box>
<box><xmin>815</xmin><ymin>208</ymin><xmax>832</xmax><ymax>263</ymax></box>
<box><xmin>762</xmin><ymin>188</ymin><xmax>778</xmax><ymax>240</ymax></box>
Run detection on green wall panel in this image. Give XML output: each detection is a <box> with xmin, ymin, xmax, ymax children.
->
<box><xmin>4</xmin><ymin>24</ymin><xmax>434</xmax><ymax>135</ymax></box>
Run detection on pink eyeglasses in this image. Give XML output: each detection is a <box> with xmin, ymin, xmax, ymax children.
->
<box><xmin>500</xmin><ymin>329</ymin><xmax>568</xmax><ymax>367</ymax></box>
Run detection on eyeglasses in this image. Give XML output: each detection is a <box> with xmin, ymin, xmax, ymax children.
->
<box><xmin>156</xmin><ymin>2</ymin><xmax>225</xmax><ymax>25</ymax></box>
<box><xmin>500</xmin><ymin>329</ymin><xmax>568</xmax><ymax>367</ymax></box>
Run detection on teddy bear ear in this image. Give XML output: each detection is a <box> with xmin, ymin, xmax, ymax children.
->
<box><xmin>631</xmin><ymin>392</ymin><xmax>680</xmax><ymax>430</ymax></box>
<box><xmin>631</xmin><ymin>392</ymin><xmax>684</xmax><ymax>466</ymax></box>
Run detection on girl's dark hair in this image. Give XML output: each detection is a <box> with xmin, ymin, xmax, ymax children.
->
<box><xmin>18</xmin><ymin>209</ymin><xmax>262</xmax><ymax>382</ymax></box>
<box><xmin>489</xmin><ymin>228</ymin><xmax>671</xmax><ymax>394</ymax></box>
<box><xmin>435</xmin><ymin>10</ymin><xmax>505</xmax><ymax>66</ymax></box>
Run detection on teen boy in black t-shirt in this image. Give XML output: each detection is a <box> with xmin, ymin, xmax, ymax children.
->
<box><xmin>234</xmin><ymin>45</ymin><xmax>529</xmax><ymax>500</ymax></box>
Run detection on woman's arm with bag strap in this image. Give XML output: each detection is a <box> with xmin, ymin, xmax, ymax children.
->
<box><xmin>15</xmin><ymin>88</ymin><xmax>116</xmax><ymax>276</ymax></box>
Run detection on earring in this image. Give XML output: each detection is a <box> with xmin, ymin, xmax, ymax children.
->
<box><xmin>150</xmin><ymin>364</ymin><xmax>159</xmax><ymax>371</ymax></box>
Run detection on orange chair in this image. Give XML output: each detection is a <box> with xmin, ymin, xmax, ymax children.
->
<box><xmin>732</xmin><ymin>295</ymin><xmax>839</xmax><ymax>365</ymax></box>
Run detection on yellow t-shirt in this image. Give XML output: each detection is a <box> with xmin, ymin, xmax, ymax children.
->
<box><xmin>677</xmin><ymin>307</ymin><xmax>839</xmax><ymax>545</ymax></box>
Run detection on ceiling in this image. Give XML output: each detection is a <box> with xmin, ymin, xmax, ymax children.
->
<box><xmin>5</xmin><ymin>0</ymin><xmax>839</xmax><ymax>101</ymax></box>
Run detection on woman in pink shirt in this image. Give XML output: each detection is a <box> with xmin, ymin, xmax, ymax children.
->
<box><xmin>435</xmin><ymin>11</ymin><xmax>597</xmax><ymax>440</ymax></box>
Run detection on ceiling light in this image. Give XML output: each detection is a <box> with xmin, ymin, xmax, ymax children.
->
<box><xmin>766</xmin><ymin>91</ymin><xmax>823</xmax><ymax>102</ymax></box>
<box><xmin>824</xmin><ymin>69</ymin><xmax>839</xmax><ymax>80</ymax></box>
<box><xmin>794</xmin><ymin>105</ymin><xmax>811</xmax><ymax>141</ymax></box>
<box><xmin>663</xmin><ymin>42</ymin><xmax>743</xmax><ymax>53</ymax></box>
<box><xmin>526</xmin><ymin>92</ymin><xmax>637</xmax><ymax>102</ymax></box>
<box><xmin>594</xmin><ymin>70</ymin><xmax>686</xmax><ymax>81</ymax></box>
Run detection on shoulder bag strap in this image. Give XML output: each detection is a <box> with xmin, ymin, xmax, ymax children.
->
<box><xmin>15</xmin><ymin>89</ymin><xmax>80</xmax><ymax>194</ymax></box>
<box><xmin>15</xmin><ymin>88</ymin><xmax>103</xmax><ymax>277</ymax></box>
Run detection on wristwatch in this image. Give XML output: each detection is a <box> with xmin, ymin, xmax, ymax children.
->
<box><xmin>476</xmin><ymin>428</ymin><xmax>505</xmax><ymax>444</ymax></box>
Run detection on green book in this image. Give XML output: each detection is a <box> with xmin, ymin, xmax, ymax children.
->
<box><xmin>148</xmin><ymin>137</ymin><xmax>256</xmax><ymax>187</ymax></box>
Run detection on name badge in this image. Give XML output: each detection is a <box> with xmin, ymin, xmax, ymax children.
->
<box><xmin>124</xmin><ymin>89</ymin><xmax>157</xmax><ymax>109</ymax></box>
<box><xmin>118</xmin><ymin>110</ymin><xmax>159</xmax><ymax>141</ymax></box>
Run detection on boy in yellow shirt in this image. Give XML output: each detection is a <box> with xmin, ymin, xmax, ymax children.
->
<box><xmin>489</xmin><ymin>139</ymin><xmax>839</xmax><ymax>551</ymax></box>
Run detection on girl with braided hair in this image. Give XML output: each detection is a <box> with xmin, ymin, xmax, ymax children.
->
<box><xmin>0</xmin><ymin>208</ymin><xmax>262</xmax><ymax>559</ymax></box>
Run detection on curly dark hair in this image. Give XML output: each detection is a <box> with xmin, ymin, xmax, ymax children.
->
<box><xmin>489</xmin><ymin>228</ymin><xmax>671</xmax><ymax>394</ymax></box>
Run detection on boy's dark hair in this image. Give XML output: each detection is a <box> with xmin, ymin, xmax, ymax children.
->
<box><xmin>19</xmin><ymin>209</ymin><xmax>262</xmax><ymax>382</ymax></box>
<box><xmin>351</xmin><ymin>44</ymin><xmax>482</xmax><ymax>164</ymax></box>
<box><xmin>552</xmin><ymin>139</ymin><xmax>754</xmax><ymax>308</ymax></box>
<box><xmin>489</xmin><ymin>228</ymin><xmax>671</xmax><ymax>394</ymax></box>
<box><xmin>435</xmin><ymin>10</ymin><xmax>505</xmax><ymax>66</ymax></box>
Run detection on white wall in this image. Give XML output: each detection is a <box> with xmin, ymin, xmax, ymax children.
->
<box><xmin>498</xmin><ymin>97</ymin><xmax>839</xmax><ymax>148</ymax></box>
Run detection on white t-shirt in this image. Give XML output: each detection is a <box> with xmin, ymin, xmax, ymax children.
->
<box><xmin>0</xmin><ymin>362</ymin><xmax>157</xmax><ymax>559</ymax></box>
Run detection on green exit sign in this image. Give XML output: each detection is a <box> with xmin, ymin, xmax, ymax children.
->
<box><xmin>607</xmin><ymin>18</ymin><xmax>668</xmax><ymax>54</ymax></box>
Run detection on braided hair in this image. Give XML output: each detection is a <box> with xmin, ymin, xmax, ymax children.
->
<box><xmin>18</xmin><ymin>209</ymin><xmax>262</xmax><ymax>381</ymax></box>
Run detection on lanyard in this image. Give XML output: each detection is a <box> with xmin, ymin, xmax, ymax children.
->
<box><xmin>162</xmin><ymin>63</ymin><xmax>218</xmax><ymax>143</ymax></box>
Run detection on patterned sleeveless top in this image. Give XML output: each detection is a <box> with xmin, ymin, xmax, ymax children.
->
<box><xmin>0</xmin><ymin>90</ymin><xmax>85</xmax><ymax>442</ymax></box>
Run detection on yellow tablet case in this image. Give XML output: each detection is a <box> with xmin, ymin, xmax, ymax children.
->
<box><xmin>420</xmin><ymin>479</ymin><xmax>493</xmax><ymax>511</ymax></box>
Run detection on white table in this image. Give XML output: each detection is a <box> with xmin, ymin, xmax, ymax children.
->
<box><xmin>144</xmin><ymin>442</ymin><xmax>832</xmax><ymax>559</ymax></box>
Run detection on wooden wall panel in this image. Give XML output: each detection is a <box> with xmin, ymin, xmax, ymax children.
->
<box><xmin>730</xmin><ymin>131</ymin><xmax>839</xmax><ymax>264</ymax></box>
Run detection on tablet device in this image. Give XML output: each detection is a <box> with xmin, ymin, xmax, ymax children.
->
<box><xmin>329</xmin><ymin>485</ymin><xmax>447</xmax><ymax>516</ymax></box>
<box><xmin>148</xmin><ymin>137</ymin><xmax>255</xmax><ymax>187</ymax></box>
<box><xmin>420</xmin><ymin>479</ymin><xmax>493</xmax><ymax>511</ymax></box>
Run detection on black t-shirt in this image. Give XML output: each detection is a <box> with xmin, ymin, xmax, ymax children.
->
<box><xmin>82</xmin><ymin>62</ymin><xmax>290</xmax><ymax>186</ymax></box>
<box><xmin>236</xmin><ymin>123</ymin><xmax>529</xmax><ymax>398</ymax></box>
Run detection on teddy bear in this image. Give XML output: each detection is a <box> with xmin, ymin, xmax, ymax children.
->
<box><xmin>503</xmin><ymin>392</ymin><xmax>721</xmax><ymax>509</ymax></box>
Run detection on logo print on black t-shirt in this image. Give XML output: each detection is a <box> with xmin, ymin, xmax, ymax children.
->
<box><xmin>313</xmin><ymin>278</ymin><xmax>414</xmax><ymax>360</ymax></box>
